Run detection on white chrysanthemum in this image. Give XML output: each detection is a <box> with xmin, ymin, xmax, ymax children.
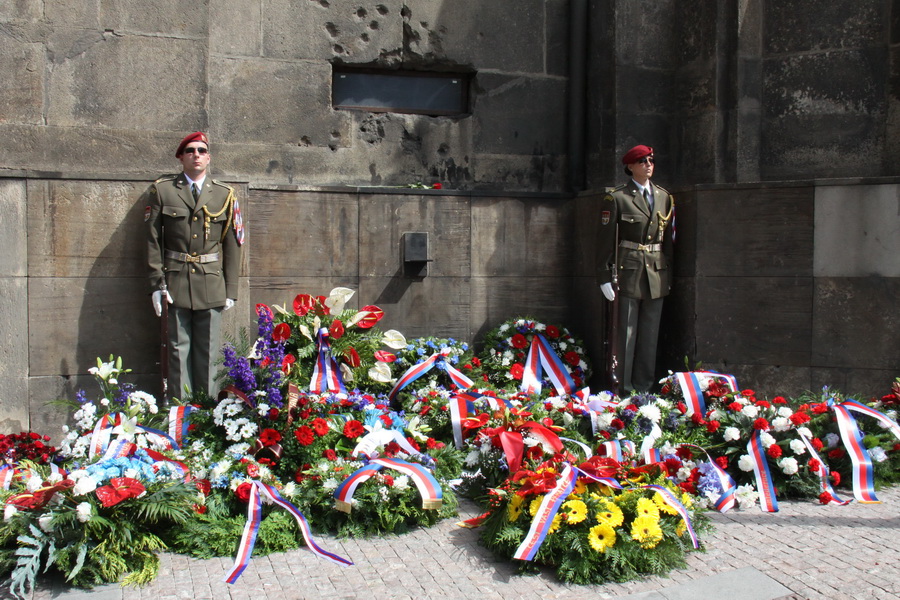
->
<box><xmin>465</xmin><ymin>450</ymin><xmax>480</xmax><ymax>467</ymax></box>
<box><xmin>558</xmin><ymin>341</ymin><xmax>568</xmax><ymax>351</ymax></box>
<box><xmin>211</xmin><ymin>461</ymin><xmax>232</xmax><ymax>480</ymax></box>
<box><xmin>779</xmin><ymin>457</ymin><xmax>799</xmax><ymax>475</ymax></box>
<box><xmin>789</xmin><ymin>439</ymin><xmax>807</xmax><ymax>455</ymax></box>
<box><xmin>393</xmin><ymin>475</ymin><xmax>410</xmax><ymax>491</ymax></box>
<box><xmin>499</xmin><ymin>323</ymin><xmax>510</xmax><ymax>332</ymax></box>
<box><xmin>737</xmin><ymin>455</ymin><xmax>756</xmax><ymax>472</ymax></box>
<box><xmin>596</xmin><ymin>412</ymin><xmax>615</xmax><ymax>429</ymax></box>
<box><xmin>723</xmin><ymin>427</ymin><xmax>741</xmax><ymax>442</ymax></box>
<box><xmin>4</xmin><ymin>505</ymin><xmax>18</xmax><ymax>521</ymax></box>
<box><xmin>638</xmin><ymin>404</ymin><xmax>662</xmax><ymax>423</ymax></box>
<box><xmin>734</xmin><ymin>484</ymin><xmax>759</xmax><ymax>508</ymax></box>
<box><xmin>550</xmin><ymin>396</ymin><xmax>567</xmax><ymax>409</ymax></box>
<box><xmin>76</xmin><ymin>502</ymin><xmax>93</xmax><ymax>523</ymax></box>
<box><xmin>238</xmin><ymin>421</ymin><xmax>259</xmax><ymax>440</ymax></box>
<box><xmin>759</xmin><ymin>432</ymin><xmax>776</xmax><ymax>448</ymax></box>
<box><xmin>282</xmin><ymin>482</ymin><xmax>297</xmax><ymax>497</ymax></box>
<box><xmin>772</xmin><ymin>417</ymin><xmax>792</xmax><ymax>432</ymax></box>
<box><xmin>741</xmin><ymin>405</ymin><xmax>759</xmax><ymax>418</ymax></box>
<box><xmin>322</xmin><ymin>478</ymin><xmax>339</xmax><ymax>491</ymax></box>
<box><xmin>777</xmin><ymin>406</ymin><xmax>794</xmax><ymax>418</ymax></box>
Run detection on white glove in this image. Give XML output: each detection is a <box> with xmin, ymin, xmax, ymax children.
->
<box><xmin>151</xmin><ymin>289</ymin><xmax>174</xmax><ymax>317</ymax></box>
<box><xmin>225</xmin><ymin>298</ymin><xmax>235</xmax><ymax>311</ymax></box>
<box><xmin>601</xmin><ymin>282</ymin><xmax>616</xmax><ymax>302</ymax></box>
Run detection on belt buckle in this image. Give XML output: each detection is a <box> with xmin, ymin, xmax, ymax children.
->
<box><xmin>186</xmin><ymin>254</ymin><xmax>200</xmax><ymax>263</ymax></box>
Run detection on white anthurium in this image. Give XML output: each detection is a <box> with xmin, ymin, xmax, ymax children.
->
<box><xmin>382</xmin><ymin>329</ymin><xmax>407</xmax><ymax>349</ymax></box>
<box><xmin>340</xmin><ymin>363</ymin><xmax>355</xmax><ymax>383</ymax></box>
<box><xmin>368</xmin><ymin>361</ymin><xmax>394</xmax><ymax>383</ymax></box>
<box><xmin>299</xmin><ymin>323</ymin><xmax>314</xmax><ymax>341</ymax></box>
<box><xmin>325</xmin><ymin>287</ymin><xmax>355</xmax><ymax>314</ymax></box>
<box><xmin>346</xmin><ymin>309</ymin><xmax>372</xmax><ymax>328</ymax></box>
<box><xmin>271</xmin><ymin>303</ymin><xmax>292</xmax><ymax>316</ymax></box>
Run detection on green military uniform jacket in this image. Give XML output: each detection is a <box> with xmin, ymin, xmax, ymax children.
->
<box><xmin>144</xmin><ymin>173</ymin><xmax>242</xmax><ymax>310</ymax></box>
<box><xmin>596</xmin><ymin>180</ymin><xmax>675</xmax><ymax>300</ymax></box>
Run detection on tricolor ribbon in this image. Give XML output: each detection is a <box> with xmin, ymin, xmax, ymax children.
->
<box><xmin>310</xmin><ymin>328</ymin><xmax>347</xmax><ymax>395</ymax></box>
<box><xmin>448</xmin><ymin>392</ymin><xmax>477</xmax><ymax>449</ymax></box>
<box><xmin>512</xmin><ymin>464</ymin><xmax>576</xmax><ymax>561</ymax></box>
<box><xmin>828</xmin><ymin>398</ymin><xmax>900</xmax><ymax>503</ymax></box>
<box><xmin>350</xmin><ymin>428</ymin><xmax>420</xmax><ymax>459</ymax></box>
<box><xmin>88</xmin><ymin>413</ymin><xmax>178</xmax><ymax>459</ymax></box>
<box><xmin>596</xmin><ymin>439</ymin><xmax>636</xmax><ymax>463</ymax></box>
<box><xmin>167</xmin><ymin>404</ymin><xmax>197</xmax><ymax>448</ymax></box>
<box><xmin>677</xmin><ymin>444</ymin><xmax>736</xmax><ymax>512</ymax></box>
<box><xmin>520</xmin><ymin>334</ymin><xmax>575</xmax><ymax>396</ymax></box>
<box><xmin>797</xmin><ymin>432</ymin><xmax>849</xmax><ymax>506</ymax></box>
<box><xmin>334</xmin><ymin>457</ymin><xmax>442</xmax><ymax>513</ymax></box>
<box><xmin>224</xmin><ymin>481</ymin><xmax>352</xmax><ymax>584</ymax></box>
<box><xmin>747</xmin><ymin>431</ymin><xmax>779</xmax><ymax>512</ymax></box>
<box><xmin>388</xmin><ymin>349</ymin><xmax>474</xmax><ymax>404</ymax></box>
<box><xmin>673</xmin><ymin>371</ymin><xmax>739</xmax><ymax>417</ymax></box>
<box><xmin>642</xmin><ymin>483</ymin><xmax>701</xmax><ymax>548</ymax></box>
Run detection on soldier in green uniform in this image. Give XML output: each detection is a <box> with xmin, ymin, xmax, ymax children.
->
<box><xmin>596</xmin><ymin>145</ymin><xmax>674</xmax><ymax>394</ymax></box>
<box><xmin>143</xmin><ymin>132</ymin><xmax>245</xmax><ymax>400</ymax></box>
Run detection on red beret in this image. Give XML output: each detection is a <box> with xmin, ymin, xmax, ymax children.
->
<box><xmin>621</xmin><ymin>144</ymin><xmax>653</xmax><ymax>165</ymax></box>
<box><xmin>175</xmin><ymin>132</ymin><xmax>209</xmax><ymax>157</ymax></box>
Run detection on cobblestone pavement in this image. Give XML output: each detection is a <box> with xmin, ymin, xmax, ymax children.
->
<box><xmin>12</xmin><ymin>486</ymin><xmax>900</xmax><ymax>600</ymax></box>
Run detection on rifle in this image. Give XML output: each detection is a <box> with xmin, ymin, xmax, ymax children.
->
<box><xmin>159</xmin><ymin>280</ymin><xmax>169</xmax><ymax>402</ymax></box>
<box><xmin>605</xmin><ymin>224</ymin><xmax>621</xmax><ymax>395</ymax></box>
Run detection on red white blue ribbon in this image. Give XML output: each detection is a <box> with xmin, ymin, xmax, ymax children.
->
<box><xmin>167</xmin><ymin>404</ymin><xmax>197</xmax><ymax>449</ymax></box>
<box><xmin>87</xmin><ymin>413</ymin><xmax>178</xmax><ymax>459</ymax></box>
<box><xmin>678</xmin><ymin>443</ymin><xmax>736</xmax><ymax>512</ymax></box>
<box><xmin>334</xmin><ymin>457</ymin><xmax>442</xmax><ymax>513</ymax></box>
<box><xmin>513</xmin><ymin>464</ymin><xmax>576</xmax><ymax>561</ymax></box>
<box><xmin>596</xmin><ymin>439</ymin><xmax>636</xmax><ymax>463</ymax></box>
<box><xmin>520</xmin><ymin>334</ymin><xmax>575</xmax><ymax>396</ymax></box>
<box><xmin>796</xmin><ymin>432</ymin><xmax>849</xmax><ymax>505</ymax></box>
<box><xmin>310</xmin><ymin>328</ymin><xmax>347</xmax><ymax>395</ymax></box>
<box><xmin>642</xmin><ymin>483</ymin><xmax>700</xmax><ymax>548</ymax></box>
<box><xmin>388</xmin><ymin>349</ymin><xmax>474</xmax><ymax>404</ymax></box>
<box><xmin>831</xmin><ymin>401</ymin><xmax>878</xmax><ymax>502</ymax></box>
<box><xmin>448</xmin><ymin>392</ymin><xmax>477</xmax><ymax>449</ymax></box>
<box><xmin>674</xmin><ymin>371</ymin><xmax>738</xmax><ymax>417</ymax></box>
<box><xmin>224</xmin><ymin>481</ymin><xmax>352</xmax><ymax>584</ymax></box>
<box><xmin>747</xmin><ymin>431</ymin><xmax>779</xmax><ymax>512</ymax></box>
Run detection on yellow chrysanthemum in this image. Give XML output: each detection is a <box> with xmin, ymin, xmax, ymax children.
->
<box><xmin>680</xmin><ymin>492</ymin><xmax>693</xmax><ymax>508</ymax></box>
<box><xmin>529</xmin><ymin>495</ymin><xmax>544</xmax><ymax>517</ymax></box>
<box><xmin>548</xmin><ymin>514</ymin><xmax>563</xmax><ymax>534</ymax></box>
<box><xmin>508</xmin><ymin>494</ymin><xmax>524</xmax><ymax>522</ymax></box>
<box><xmin>654</xmin><ymin>492</ymin><xmax>679</xmax><ymax>516</ymax></box>
<box><xmin>596</xmin><ymin>501</ymin><xmax>624</xmax><ymax>527</ymax></box>
<box><xmin>636</xmin><ymin>497</ymin><xmax>660</xmax><ymax>520</ymax></box>
<box><xmin>587</xmin><ymin>522</ymin><xmax>617</xmax><ymax>553</ymax></box>
<box><xmin>675</xmin><ymin>519</ymin><xmax>687</xmax><ymax>537</ymax></box>
<box><xmin>631</xmin><ymin>515</ymin><xmax>664</xmax><ymax>549</ymax></box>
<box><xmin>561</xmin><ymin>499</ymin><xmax>588</xmax><ymax>524</ymax></box>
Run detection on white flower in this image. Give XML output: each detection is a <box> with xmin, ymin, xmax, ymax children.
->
<box><xmin>723</xmin><ymin>427</ymin><xmax>741</xmax><ymax>442</ymax></box>
<box><xmin>465</xmin><ymin>450</ymin><xmax>480</xmax><ymax>467</ymax></box>
<box><xmin>870</xmin><ymin>446</ymin><xmax>888</xmax><ymax>463</ymax></box>
<box><xmin>638</xmin><ymin>404</ymin><xmax>662</xmax><ymax>423</ymax></box>
<box><xmin>708</xmin><ymin>409</ymin><xmax>724</xmax><ymax>421</ymax></box>
<box><xmin>4</xmin><ymin>505</ymin><xmax>18</xmax><ymax>521</ymax></box>
<box><xmin>322</xmin><ymin>478</ymin><xmax>339</xmax><ymax>490</ymax></box>
<box><xmin>393</xmin><ymin>475</ymin><xmax>410</xmax><ymax>491</ymax></box>
<box><xmin>825</xmin><ymin>433</ymin><xmax>840</xmax><ymax>448</ymax></box>
<box><xmin>772</xmin><ymin>417</ymin><xmax>792</xmax><ymax>432</ymax></box>
<box><xmin>777</xmin><ymin>407</ymin><xmax>794</xmax><ymax>418</ymax></box>
<box><xmin>73</xmin><ymin>476</ymin><xmax>98</xmax><ymax>496</ymax></box>
<box><xmin>282</xmin><ymin>482</ymin><xmax>297</xmax><ymax>497</ymax></box>
<box><xmin>596</xmin><ymin>412</ymin><xmax>614</xmax><ymax>430</ymax></box>
<box><xmin>124</xmin><ymin>468</ymin><xmax>140</xmax><ymax>479</ymax></box>
<box><xmin>499</xmin><ymin>323</ymin><xmax>510</xmax><ymax>332</ymax></box>
<box><xmin>26</xmin><ymin>476</ymin><xmax>43</xmax><ymax>492</ymax></box>
<box><xmin>256</xmin><ymin>403</ymin><xmax>271</xmax><ymax>417</ymax></box>
<box><xmin>734</xmin><ymin>484</ymin><xmax>759</xmax><ymax>509</ymax></box>
<box><xmin>759</xmin><ymin>432</ymin><xmax>776</xmax><ymax>448</ymax></box>
<box><xmin>738</xmin><ymin>455</ymin><xmax>756</xmax><ymax>472</ymax></box>
<box><xmin>797</xmin><ymin>426</ymin><xmax>813</xmax><ymax>439</ymax></box>
<box><xmin>789</xmin><ymin>439</ymin><xmax>807</xmax><ymax>455</ymax></box>
<box><xmin>38</xmin><ymin>514</ymin><xmax>54</xmax><ymax>532</ymax></box>
<box><xmin>676</xmin><ymin>467</ymin><xmax>693</xmax><ymax>481</ymax></box>
<box><xmin>741</xmin><ymin>405</ymin><xmax>759</xmax><ymax>418</ymax></box>
<box><xmin>779</xmin><ymin>457</ymin><xmax>799</xmax><ymax>475</ymax></box>
<box><xmin>76</xmin><ymin>502</ymin><xmax>93</xmax><ymax>523</ymax></box>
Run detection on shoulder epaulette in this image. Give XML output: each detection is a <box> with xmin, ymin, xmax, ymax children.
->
<box><xmin>154</xmin><ymin>174</ymin><xmax>177</xmax><ymax>184</ymax></box>
<box><xmin>653</xmin><ymin>183</ymin><xmax>671</xmax><ymax>195</ymax></box>
<box><xmin>211</xmin><ymin>179</ymin><xmax>234</xmax><ymax>191</ymax></box>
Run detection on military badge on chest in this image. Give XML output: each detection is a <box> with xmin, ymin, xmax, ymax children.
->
<box><xmin>601</xmin><ymin>210</ymin><xmax>611</xmax><ymax>226</ymax></box>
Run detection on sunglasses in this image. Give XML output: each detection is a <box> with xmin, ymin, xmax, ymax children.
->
<box><xmin>183</xmin><ymin>146</ymin><xmax>209</xmax><ymax>155</ymax></box>
<box><xmin>637</xmin><ymin>157</ymin><xmax>654</xmax><ymax>165</ymax></box>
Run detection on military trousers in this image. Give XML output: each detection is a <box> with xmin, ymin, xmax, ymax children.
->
<box><xmin>167</xmin><ymin>305</ymin><xmax>223</xmax><ymax>401</ymax></box>
<box><xmin>617</xmin><ymin>295</ymin><xmax>664</xmax><ymax>394</ymax></box>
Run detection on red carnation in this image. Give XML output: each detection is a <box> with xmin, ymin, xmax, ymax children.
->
<box><xmin>706</xmin><ymin>420</ymin><xmax>721</xmax><ymax>433</ymax></box>
<box><xmin>714</xmin><ymin>456</ymin><xmax>729</xmax><ymax>469</ymax></box>
<box><xmin>382</xmin><ymin>474</ymin><xmax>395</xmax><ymax>486</ymax></box>
<box><xmin>259</xmin><ymin>428</ymin><xmax>282</xmax><ymax>446</ymax></box>
<box><xmin>828</xmin><ymin>448</ymin><xmax>846</xmax><ymax>460</ymax></box>
<box><xmin>510</xmin><ymin>363</ymin><xmax>524</xmax><ymax>380</ymax></box>
<box><xmin>343</xmin><ymin>419</ymin><xmax>365</xmax><ymax>439</ymax></box>
<box><xmin>766</xmin><ymin>444</ymin><xmax>782</xmax><ymax>458</ymax></box>
<box><xmin>727</xmin><ymin>402</ymin><xmax>743</xmax><ymax>412</ymax></box>
<box><xmin>294</xmin><ymin>426</ymin><xmax>315</xmax><ymax>446</ymax></box>
<box><xmin>511</xmin><ymin>333</ymin><xmax>528</xmax><ymax>349</ymax></box>
<box><xmin>564</xmin><ymin>351</ymin><xmax>580</xmax><ymax>366</ymax></box>
<box><xmin>811</xmin><ymin>437</ymin><xmax>824</xmax><ymax>451</ymax></box>
<box><xmin>831</xmin><ymin>471</ymin><xmax>841</xmax><ymax>486</ymax></box>
<box><xmin>272</xmin><ymin>322</ymin><xmax>291</xmax><ymax>342</ymax></box>
<box><xmin>610</xmin><ymin>418</ymin><xmax>625</xmax><ymax>430</ymax></box>
<box><xmin>772</xmin><ymin>396</ymin><xmax>788</xmax><ymax>405</ymax></box>
<box><xmin>818</xmin><ymin>491</ymin><xmax>833</xmax><ymax>504</ymax></box>
<box><xmin>789</xmin><ymin>412</ymin><xmax>811</xmax><ymax>425</ymax></box>
<box><xmin>807</xmin><ymin>458</ymin><xmax>821</xmax><ymax>472</ymax></box>
<box><xmin>311</xmin><ymin>418</ymin><xmax>329</xmax><ymax>437</ymax></box>
<box><xmin>756</xmin><ymin>400</ymin><xmax>771</xmax><ymax>409</ymax></box>
<box><xmin>812</xmin><ymin>403</ymin><xmax>829</xmax><ymax>414</ymax></box>
<box><xmin>753</xmin><ymin>418</ymin><xmax>770</xmax><ymax>431</ymax></box>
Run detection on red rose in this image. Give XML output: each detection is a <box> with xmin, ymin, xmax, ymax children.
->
<box><xmin>259</xmin><ymin>428</ymin><xmax>282</xmax><ymax>446</ymax></box>
<box><xmin>311</xmin><ymin>418</ymin><xmax>329</xmax><ymax>437</ymax></box>
<box><xmin>268</xmin><ymin>408</ymin><xmax>280</xmax><ymax>420</ymax></box>
<box><xmin>272</xmin><ymin>322</ymin><xmax>291</xmax><ymax>342</ymax></box>
<box><xmin>753</xmin><ymin>418</ymin><xmax>770</xmax><ymax>431</ymax></box>
<box><xmin>294</xmin><ymin>426</ymin><xmax>315</xmax><ymax>446</ymax></box>
<box><xmin>322</xmin><ymin>449</ymin><xmax>337</xmax><ymax>461</ymax></box>
<box><xmin>511</xmin><ymin>334</ymin><xmax>528</xmax><ymax>349</ymax></box>
<box><xmin>343</xmin><ymin>420</ymin><xmax>365</xmax><ymax>439</ymax></box>
<box><xmin>545</xmin><ymin>326</ymin><xmax>560</xmax><ymax>339</ymax></box>
<box><xmin>329</xmin><ymin>319</ymin><xmax>345</xmax><ymax>339</ymax></box>
<box><xmin>610</xmin><ymin>418</ymin><xmax>625</xmax><ymax>430</ymax></box>
<box><xmin>510</xmin><ymin>363</ymin><xmax>524</xmax><ymax>380</ymax></box>
<box><xmin>766</xmin><ymin>445</ymin><xmax>782</xmax><ymax>458</ymax></box>
<box><xmin>235</xmin><ymin>482</ymin><xmax>252</xmax><ymax>503</ymax></box>
<box><xmin>564</xmin><ymin>351</ymin><xmax>580</xmax><ymax>367</ymax></box>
